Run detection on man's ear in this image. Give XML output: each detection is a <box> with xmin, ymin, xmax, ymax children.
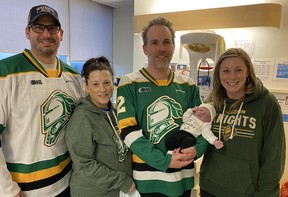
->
<box><xmin>143</xmin><ymin>45</ymin><xmax>147</xmax><ymax>55</ymax></box>
<box><xmin>25</xmin><ymin>27</ymin><xmax>30</xmax><ymax>39</ymax></box>
<box><xmin>59</xmin><ymin>29</ymin><xmax>64</xmax><ymax>41</ymax></box>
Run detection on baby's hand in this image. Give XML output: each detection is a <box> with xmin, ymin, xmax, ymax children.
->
<box><xmin>191</xmin><ymin>106</ymin><xmax>199</xmax><ymax>113</ymax></box>
<box><xmin>213</xmin><ymin>140</ymin><xmax>224</xmax><ymax>149</ymax></box>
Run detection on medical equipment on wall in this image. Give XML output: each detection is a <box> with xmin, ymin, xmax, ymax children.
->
<box><xmin>180</xmin><ymin>32</ymin><xmax>226</xmax><ymax>99</ymax></box>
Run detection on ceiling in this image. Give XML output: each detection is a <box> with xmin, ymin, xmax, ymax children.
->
<box><xmin>91</xmin><ymin>0</ymin><xmax>134</xmax><ymax>8</ymax></box>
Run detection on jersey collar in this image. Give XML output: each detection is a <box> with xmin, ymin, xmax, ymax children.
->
<box><xmin>140</xmin><ymin>67</ymin><xmax>174</xmax><ymax>86</ymax></box>
<box><xmin>22</xmin><ymin>49</ymin><xmax>62</xmax><ymax>78</ymax></box>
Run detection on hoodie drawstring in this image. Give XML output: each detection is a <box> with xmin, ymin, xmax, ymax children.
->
<box><xmin>229</xmin><ymin>102</ymin><xmax>244</xmax><ymax>139</ymax></box>
<box><xmin>218</xmin><ymin>101</ymin><xmax>226</xmax><ymax>141</ymax></box>
<box><xmin>106</xmin><ymin>110</ymin><xmax>125</xmax><ymax>151</ymax></box>
<box><xmin>218</xmin><ymin>101</ymin><xmax>244</xmax><ymax>140</ymax></box>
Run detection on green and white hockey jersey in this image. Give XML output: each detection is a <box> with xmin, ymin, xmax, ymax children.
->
<box><xmin>0</xmin><ymin>49</ymin><xmax>85</xmax><ymax>197</ymax></box>
<box><xmin>117</xmin><ymin>67</ymin><xmax>208</xmax><ymax>196</ymax></box>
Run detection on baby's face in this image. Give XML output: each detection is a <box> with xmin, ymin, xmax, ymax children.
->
<box><xmin>193</xmin><ymin>107</ymin><xmax>211</xmax><ymax>122</ymax></box>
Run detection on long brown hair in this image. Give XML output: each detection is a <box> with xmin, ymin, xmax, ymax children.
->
<box><xmin>206</xmin><ymin>48</ymin><xmax>258</xmax><ymax>112</ymax></box>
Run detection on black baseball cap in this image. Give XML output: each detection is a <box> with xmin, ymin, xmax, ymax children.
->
<box><xmin>27</xmin><ymin>5</ymin><xmax>61</xmax><ymax>27</ymax></box>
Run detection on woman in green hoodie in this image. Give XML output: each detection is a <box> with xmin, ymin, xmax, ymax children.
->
<box><xmin>65</xmin><ymin>56</ymin><xmax>137</xmax><ymax>197</ymax></box>
<box><xmin>200</xmin><ymin>48</ymin><xmax>285</xmax><ymax>197</ymax></box>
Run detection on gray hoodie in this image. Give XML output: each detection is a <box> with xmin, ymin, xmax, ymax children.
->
<box><xmin>65</xmin><ymin>95</ymin><xmax>133</xmax><ymax>197</ymax></box>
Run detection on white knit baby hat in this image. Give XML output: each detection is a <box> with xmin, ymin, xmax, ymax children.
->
<box><xmin>199</xmin><ymin>103</ymin><xmax>216</xmax><ymax>122</ymax></box>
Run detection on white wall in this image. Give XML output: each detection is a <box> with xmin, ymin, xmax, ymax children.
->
<box><xmin>70</xmin><ymin>0</ymin><xmax>113</xmax><ymax>61</ymax></box>
<box><xmin>112</xmin><ymin>6</ymin><xmax>134</xmax><ymax>78</ymax></box>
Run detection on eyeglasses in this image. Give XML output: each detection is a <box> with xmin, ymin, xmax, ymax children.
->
<box><xmin>29</xmin><ymin>24</ymin><xmax>61</xmax><ymax>34</ymax></box>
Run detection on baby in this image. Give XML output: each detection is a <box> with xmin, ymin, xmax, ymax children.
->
<box><xmin>166</xmin><ymin>103</ymin><xmax>223</xmax><ymax>151</ymax></box>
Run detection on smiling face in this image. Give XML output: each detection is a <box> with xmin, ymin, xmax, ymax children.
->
<box><xmin>25</xmin><ymin>15</ymin><xmax>63</xmax><ymax>60</ymax></box>
<box><xmin>86</xmin><ymin>70</ymin><xmax>114</xmax><ymax>109</ymax></box>
<box><xmin>143</xmin><ymin>25</ymin><xmax>175</xmax><ymax>76</ymax></box>
<box><xmin>219</xmin><ymin>56</ymin><xmax>248</xmax><ymax>99</ymax></box>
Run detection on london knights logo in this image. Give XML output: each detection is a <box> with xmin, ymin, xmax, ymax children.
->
<box><xmin>113</xmin><ymin>133</ymin><xmax>128</xmax><ymax>162</ymax></box>
<box><xmin>41</xmin><ymin>90</ymin><xmax>75</xmax><ymax>146</ymax></box>
<box><xmin>147</xmin><ymin>96</ymin><xmax>183</xmax><ymax>144</ymax></box>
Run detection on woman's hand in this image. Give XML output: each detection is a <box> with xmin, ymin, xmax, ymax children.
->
<box><xmin>14</xmin><ymin>191</ymin><xmax>25</xmax><ymax>197</ymax></box>
<box><xmin>128</xmin><ymin>182</ymin><xmax>136</xmax><ymax>192</ymax></box>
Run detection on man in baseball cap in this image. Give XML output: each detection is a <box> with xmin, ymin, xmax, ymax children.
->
<box><xmin>27</xmin><ymin>4</ymin><xmax>61</xmax><ymax>26</ymax></box>
<box><xmin>0</xmin><ymin>4</ymin><xmax>86</xmax><ymax>197</ymax></box>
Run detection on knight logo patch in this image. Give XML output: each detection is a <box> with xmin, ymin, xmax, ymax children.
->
<box><xmin>147</xmin><ymin>96</ymin><xmax>183</xmax><ymax>144</ymax></box>
<box><xmin>41</xmin><ymin>90</ymin><xmax>75</xmax><ymax>146</ymax></box>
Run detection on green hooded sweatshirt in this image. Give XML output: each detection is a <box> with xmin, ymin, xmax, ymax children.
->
<box><xmin>65</xmin><ymin>95</ymin><xmax>133</xmax><ymax>197</ymax></box>
<box><xmin>200</xmin><ymin>81</ymin><xmax>286</xmax><ymax>197</ymax></box>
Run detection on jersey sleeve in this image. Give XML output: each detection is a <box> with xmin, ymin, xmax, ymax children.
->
<box><xmin>0</xmin><ymin>69</ymin><xmax>22</xmax><ymax>196</ymax></box>
<box><xmin>117</xmin><ymin>75</ymin><xmax>171</xmax><ymax>172</ymax></box>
